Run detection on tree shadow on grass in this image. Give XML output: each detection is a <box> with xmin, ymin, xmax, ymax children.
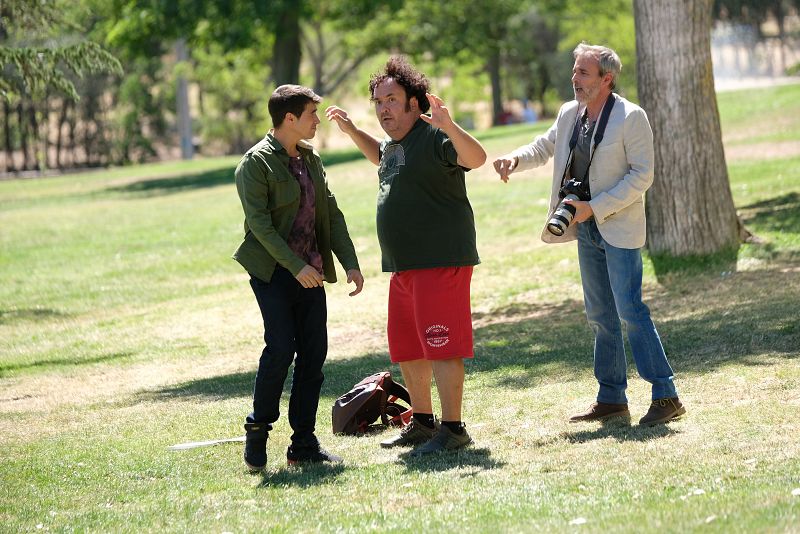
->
<box><xmin>559</xmin><ymin>420</ymin><xmax>680</xmax><ymax>444</ymax></box>
<box><xmin>0</xmin><ymin>351</ymin><xmax>135</xmax><ymax>378</ymax></box>
<box><xmin>140</xmin><ymin>370</ymin><xmax>254</xmax><ymax>401</ymax></box>
<box><xmin>0</xmin><ymin>308</ymin><xmax>71</xmax><ymax>325</ymax></box>
<box><xmin>397</xmin><ymin>447</ymin><xmax>505</xmax><ymax>474</ymax></box>
<box><xmin>257</xmin><ymin>462</ymin><xmax>346</xmax><ymax>488</ymax></box>
<box><xmin>100</xmin><ymin>153</ymin><xmax>366</xmax><ymax>199</ymax></box>
<box><xmin>138</xmin><ymin>265</ymin><xmax>799</xmax><ymax>403</ymax></box>
<box><xmin>137</xmin><ymin>352</ymin><xmax>393</xmax><ymax>402</ymax></box>
<box><xmin>650</xmin><ymin>192</ymin><xmax>800</xmax><ymax>277</ymax></box>
<box><xmin>739</xmin><ymin>192</ymin><xmax>800</xmax><ymax>235</ymax></box>
<box><xmin>104</xmin><ymin>167</ymin><xmax>234</xmax><ymax>197</ymax></box>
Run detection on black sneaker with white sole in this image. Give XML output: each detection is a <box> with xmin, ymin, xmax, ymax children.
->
<box><xmin>243</xmin><ymin>422</ymin><xmax>268</xmax><ymax>472</ymax></box>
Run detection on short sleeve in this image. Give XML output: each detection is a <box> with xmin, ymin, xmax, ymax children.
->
<box><xmin>433</xmin><ymin>128</ymin><xmax>460</xmax><ymax>168</ymax></box>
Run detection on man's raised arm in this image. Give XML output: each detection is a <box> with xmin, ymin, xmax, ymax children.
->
<box><xmin>326</xmin><ymin>106</ymin><xmax>382</xmax><ymax>165</ymax></box>
<box><xmin>420</xmin><ymin>93</ymin><xmax>486</xmax><ymax>169</ymax></box>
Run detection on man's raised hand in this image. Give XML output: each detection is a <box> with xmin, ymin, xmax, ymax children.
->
<box><xmin>325</xmin><ymin>106</ymin><xmax>356</xmax><ymax>135</ymax></box>
<box><xmin>419</xmin><ymin>93</ymin><xmax>454</xmax><ymax>130</ymax></box>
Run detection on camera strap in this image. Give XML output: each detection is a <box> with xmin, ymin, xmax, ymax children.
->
<box><xmin>561</xmin><ymin>93</ymin><xmax>618</xmax><ymax>187</ymax></box>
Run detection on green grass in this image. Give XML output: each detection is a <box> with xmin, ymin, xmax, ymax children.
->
<box><xmin>1</xmin><ymin>84</ymin><xmax>799</xmax><ymax>533</ymax></box>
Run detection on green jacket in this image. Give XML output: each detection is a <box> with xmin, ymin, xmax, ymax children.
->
<box><xmin>233</xmin><ymin>133</ymin><xmax>359</xmax><ymax>283</ymax></box>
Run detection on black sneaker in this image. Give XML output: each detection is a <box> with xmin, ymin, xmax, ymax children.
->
<box><xmin>380</xmin><ymin>419</ymin><xmax>437</xmax><ymax>448</ymax></box>
<box><xmin>243</xmin><ymin>423</ymin><xmax>268</xmax><ymax>472</ymax></box>
<box><xmin>408</xmin><ymin>424</ymin><xmax>472</xmax><ymax>456</ymax></box>
<box><xmin>286</xmin><ymin>443</ymin><xmax>343</xmax><ymax>465</ymax></box>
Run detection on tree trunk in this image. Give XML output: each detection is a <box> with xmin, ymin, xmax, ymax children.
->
<box><xmin>775</xmin><ymin>1</ymin><xmax>787</xmax><ymax>74</ymax></box>
<box><xmin>3</xmin><ymin>100</ymin><xmax>14</xmax><ymax>172</ymax></box>
<box><xmin>272</xmin><ymin>4</ymin><xmax>301</xmax><ymax>85</ymax></box>
<box><xmin>18</xmin><ymin>101</ymin><xmax>30</xmax><ymax>170</ymax></box>
<box><xmin>66</xmin><ymin>99</ymin><xmax>75</xmax><ymax>167</ymax></box>
<box><xmin>175</xmin><ymin>38</ymin><xmax>194</xmax><ymax>160</ymax></box>
<box><xmin>634</xmin><ymin>0</ymin><xmax>741</xmax><ymax>257</ymax></box>
<box><xmin>56</xmin><ymin>97</ymin><xmax>67</xmax><ymax>169</ymax></box>
<box><xmin>535</xmin><ymin>61</ymin><xmax>550</xmax><ymax>117</ymax></box>
<box><xmin>28</xmin><ymin>99</ymin><xmax>40</xmax><ymax>170</ymax></box>
<box><xmin>488</xmin><ymin>50</ymin><xmax>503</xmax><ymax>126</ymax></box>
<box><xmin>44</xmin><ymin>93</ymin><xmax>52</xmax><ymax>170</ymax></box>
<box><xmin>68</xmin><ymin>100</ymin><xmax>76</xmax><ymax>167</ymax></box>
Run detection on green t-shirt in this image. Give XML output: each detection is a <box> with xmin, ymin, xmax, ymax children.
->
<box><xmin>376</xmin><ymin>119</ymin><xmax>480</xmax><ymax>272</ymax></box>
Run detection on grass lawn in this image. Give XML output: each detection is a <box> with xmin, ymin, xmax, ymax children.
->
<box><xmin>1</xmin><ymin>84</ymin><xmax>799</xmax><ymax>532</ymax></box>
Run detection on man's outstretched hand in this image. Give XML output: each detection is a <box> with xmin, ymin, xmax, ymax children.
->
<box><xmin>346</xmin><ymin>269</ymin><xmax>364</xmax><ymax>296</ymax></box>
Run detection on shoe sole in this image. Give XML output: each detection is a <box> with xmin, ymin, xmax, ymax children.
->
<box><xmin>408</xmin><ymin>436</ymin><xmax>473</xmax><ymax>456</ymax></box>
<box><xmin>380</xmin><ymin>429</ymin><xmax>436</xmax><ymax>449</ymax></box>
<box><xmin>569</xmin><ymin>411</ymin><xmax>631</xmax><ymax>423</ymax></box>
<box><xmin>639</xmin><ymin>407</ymin><xmax>686</xmax><ymax>426</ymax></box>
<box><xmin>380</xmin><ymin>438</ymin><xmax>430</xmax><ymax>449</ymax></box>
<box><xmin>244</xmin><ymin>461</ymin><xmax>266</xmax><ymax>472</ymax></box>
<box><xmin>287</xmin><ymin>458</ymin><xmax>343</xmax><ymax>466</ymax></box>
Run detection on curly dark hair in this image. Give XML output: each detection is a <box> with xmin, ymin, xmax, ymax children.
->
<box><xmin>369</xmin><ymin>56</ymin><xmax>430</xmax><ymax>113</ymax></box>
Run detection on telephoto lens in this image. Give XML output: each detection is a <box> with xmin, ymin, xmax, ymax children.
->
<box><xmin>546</xmin><ymin>193</ymin><xmax>580</xmax><ymax>236</ymax></box>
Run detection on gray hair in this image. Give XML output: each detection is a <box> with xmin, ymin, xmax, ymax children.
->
<box><xmin>573</xmin><ymin>43</ymin><xmax>622</xmax><ymax>90</ymax></box>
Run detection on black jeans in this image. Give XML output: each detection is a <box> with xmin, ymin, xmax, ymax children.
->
<box><xmin>246</xmin><ymin>267</ymin><xmax>327</xmax><ymax>448</ymax></box>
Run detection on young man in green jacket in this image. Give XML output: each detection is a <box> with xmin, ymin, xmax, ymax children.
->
<box><xmin>233</xmin><ymin>85</ymin><xmax>364</xmax><ymax>471</ymax></box>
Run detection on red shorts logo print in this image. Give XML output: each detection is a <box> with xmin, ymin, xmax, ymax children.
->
<box><xmin>425</xmin><ymin>324</ymin><xmax>450</xmax><ymax>348</ymax></box>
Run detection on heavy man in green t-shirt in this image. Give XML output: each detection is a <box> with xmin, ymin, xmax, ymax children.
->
<box><xmin>326</xmin><ymin>56</ymin><xmax>486</xmax><ymax>456</ymax></box>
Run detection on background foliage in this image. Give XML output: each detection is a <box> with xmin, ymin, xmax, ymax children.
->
<box><xmin>2</xmin><ymin>0</ymin><xmax>797</xmax><ymax>172</ymax></box>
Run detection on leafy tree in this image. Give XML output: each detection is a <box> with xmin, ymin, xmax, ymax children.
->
<box><xmin>0</xmin><ymin>0</ymin><xmax>121</xmax><ymax>101</ymax></box>
<box><xmin>303</xmin><ymin>1</ymin><xmax>405</xmax><ymax>96</ymax></box>
<box><xmin>192</xmin><ymin>42</ymin><xmax>271</xmax><ymax>153</ymax></box>
<box><xmin>550</xmin><ymin>0</ymin><xmax>638</xmax><ymax>101</ymax></box>
<box><xmin>504</xmin><ymin>4</ymin><xmax>561</xmax><ymax>116</ymax></box>
<box><xmin>395</xmin><ymin>0</ymin><xmax>533</xmax><ymax>125</ymax></box>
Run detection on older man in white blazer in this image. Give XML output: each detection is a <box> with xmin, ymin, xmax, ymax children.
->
<box><xmin>493</xmin><ymin>43</ymin><xmax>685</xmax><ymax>426</ymax></box>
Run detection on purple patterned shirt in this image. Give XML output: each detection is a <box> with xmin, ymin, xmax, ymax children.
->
<box><xmin>286</xmin><ymin>155</ymin><xmax>323</xmax><ymax>275</ymax></box>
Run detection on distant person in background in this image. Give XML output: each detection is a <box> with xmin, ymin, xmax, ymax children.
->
<box><xmin>492</xmin><ymin>43</ymin><xmax>685</xmax><ymax>427</ymax></box>
<box><xmin>498</xmin><ymin>107</ymin><xmax>516</xmax><ymax>125</ymax></box>
<box><xmin>521</xmin><ymin>100</ymin><xmax>538</xmax><ymax>123</ymax></box>
<box><xmin>233</xmin><ymin>84</ymin><xmax>364</xmax><ymax>471</ymax></box>
<box><xmin>326</xmin><ymin>56</ymin><xmax>486</xmax><ymax>455</ymax></box>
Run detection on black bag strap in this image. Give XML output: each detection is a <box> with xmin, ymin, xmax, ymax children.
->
<box><xmin>569</xmin><ymin>92</ymin><xmax>616</xmax><ymax>152</ymax></box>
<box><xmin>562</xmin><ymin>92</ymin><xmax>617</xmax><ymax>188</ymax></box>
<box><xmin>383</xmin><ymin>377</ymin><xmax>411</xmax><ymax>405</ymax></box>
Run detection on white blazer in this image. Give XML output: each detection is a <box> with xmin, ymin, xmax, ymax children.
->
<box><xmin>510</xmin><ymin>94</ymin><xmax>654</xmax><ymax>249</ymax></box>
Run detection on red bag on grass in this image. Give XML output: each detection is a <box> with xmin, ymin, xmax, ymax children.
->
<box><xmin>331</xmin><ymin>371</ymin><xmax>412</xmax><ymax>434</ymax></box>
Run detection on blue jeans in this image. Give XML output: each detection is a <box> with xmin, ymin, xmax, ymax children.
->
<box><xmin>246</xmin><ymin>267</ymin><xmax>327</xmax><ymax>448</ymax></box>
<box><xmin>577</xmin><ymin>220</ymin><xmax>677</xmax><ymax>403</ymax></box>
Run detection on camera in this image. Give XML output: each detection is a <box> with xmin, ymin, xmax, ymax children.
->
<box><xmin>546</xmin><ymin>178</ymin><xmax>590</xmax><ymax>236</ymax></box>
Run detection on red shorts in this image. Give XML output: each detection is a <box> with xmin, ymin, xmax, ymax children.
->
<box><xmin>387</xmin><ymin>266</ymin><xmax>474</xmax><ymax>363</ymax></box>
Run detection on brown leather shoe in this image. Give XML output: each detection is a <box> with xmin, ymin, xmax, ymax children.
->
<box><xmin>569</xmin><ymin>402</ymin><xmax>630</xmax><ymax>423</ymax></box>
<box><xmin>639</xmin><ymin>397</ymin><xmax>686</xmax><ymax>426</ymax></box>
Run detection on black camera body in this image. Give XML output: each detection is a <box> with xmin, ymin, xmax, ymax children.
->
<box><xmin>546</xmin><ymin>178</ymin><xmax>590</xmax><ymax>236</ymax></box>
